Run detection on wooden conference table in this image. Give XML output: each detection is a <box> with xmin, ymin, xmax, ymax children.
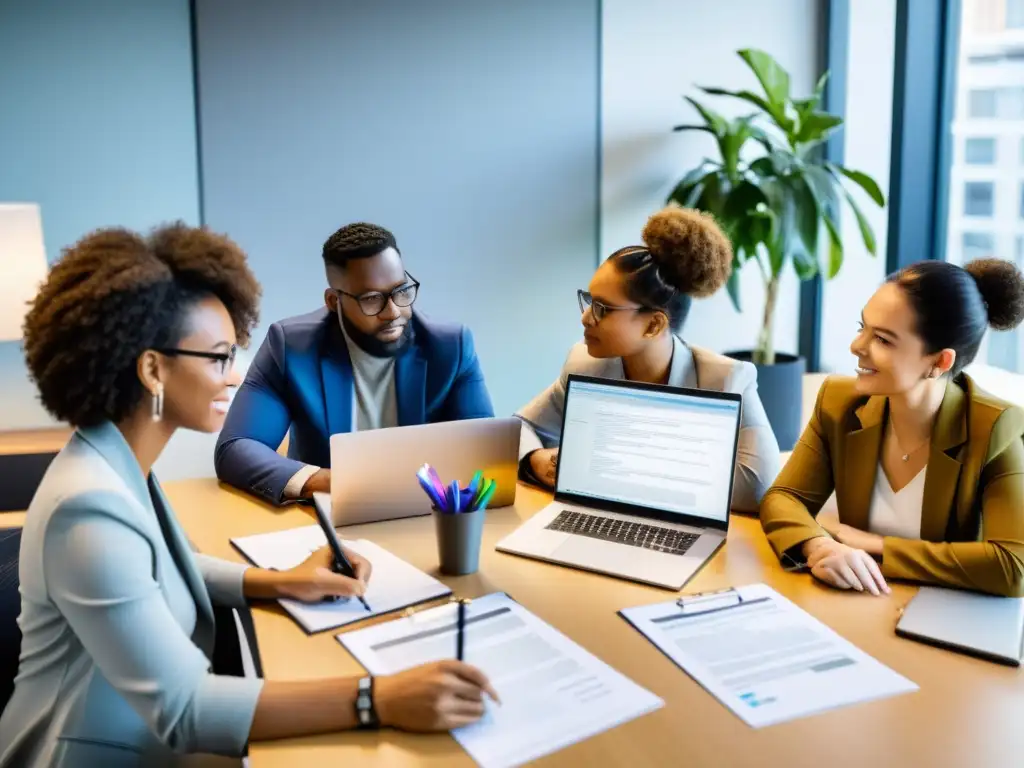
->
<box><xmin>154</xmin><ymin>479</ymin><xmax>1024</xmax><ymax>768</ymax></box>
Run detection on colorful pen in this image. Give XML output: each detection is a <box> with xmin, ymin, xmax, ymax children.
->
<box><xmin>449</xmin><ymin>480</ymin><xmax>461</xmax><ymax>513</ymax></box>
<box><xmin>467</xmin><ymin>470</ymin><xmax>483</xmax><ymax>497</ymax></box>
<box><xmin>423</xmin><ymin>463</ymin><xmax>448</xmax><ymax>501</ymax></box>
<box><xmin>474</xmin><ymin>480</ymin><xmax>497</xmax><ymax>512</ymax></box>
<box><xmin>416</xmin><ymin>471</ymin><xmax>446</xmax><ymax>510</ymax></box>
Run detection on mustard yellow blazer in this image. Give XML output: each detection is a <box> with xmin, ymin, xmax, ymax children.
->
<box><xmin>760</xmin><ymin>374</ymin><xmax>1024</xmax><ymax>597</ymax></box>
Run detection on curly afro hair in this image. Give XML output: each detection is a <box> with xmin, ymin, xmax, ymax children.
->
<box><xmin>23</xmin><ymin>222</ymin><xmax>261</xmax><ymax>428</ymax></box>
<box><xmin>608</xmin><ymin>207</ymin><xmax>733</xmax><ymax>333</ymax></box>
<box><xmin>322</xmin><ymin>222</ymin><xmax>399</xmax><ymax>268</ymax></box>
<box><xmin>965</xmin><ymin>258</ymin><xmax>1024</xmax><ymax>331</ymax></box>
<box><xmin>641</xmin><ymin>207</ymin><xmax>733</xmax><ymax>298</ymax></box>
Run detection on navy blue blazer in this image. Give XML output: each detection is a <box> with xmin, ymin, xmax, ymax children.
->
<box><xmin>215</xmin><ymin>308</ymin><xmax>494</xmax><ymax>504</ymax></box>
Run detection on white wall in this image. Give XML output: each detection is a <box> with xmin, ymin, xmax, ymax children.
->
<box><xmin>601</xmin><ymin>0</ymin><xmax>823</xmax><ymax>356</ymax></box>
<box><xmin>819</xmin><ymin>0</ymin><xmax>897</xmax><ymax>373</ymax></box>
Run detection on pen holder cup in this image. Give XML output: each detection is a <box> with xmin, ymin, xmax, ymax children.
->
<box><xmin>432</xmin><ymin>506</ymin><xmax>485</xmax><ymax>576</ymax></box>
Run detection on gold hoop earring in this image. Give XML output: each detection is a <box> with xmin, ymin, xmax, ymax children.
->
<box><xmin>151</xmin><ymin>383</ymin><xmax>164</xmax><ymax>423</ymax></box>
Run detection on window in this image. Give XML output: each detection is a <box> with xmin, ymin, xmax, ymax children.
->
<box><xmin>964</xmin><ymin>181</ymin><xmax>995</xmax><ymax>216</ymax></box>
<box><xmin>940</xmin><ymin>2</ymin><xmax>1024</xmax><ymax>374</ymax></box>
<box><xmin>999</xmin><ymin>87</ymin><xmax>1024</xmax><ymax>118</ymax></box>
<box><xmin>962</xmin><ymin>232</ymin><xmax>995</xmax><ymax>260</ymax></box>
<box><xmin>1009</xmin><ymin>0</ymin><xmax>1024</xmax><ymax>29</ymax></box>
<box><xmin>969</xmin><ymin>88</ymin><xmax>997</xmax><ymax>117</ymax></box>
<box><xmin>964</xmin><ymin>137</ymin><xmax>996</xmax><ymax>164</ymax></box>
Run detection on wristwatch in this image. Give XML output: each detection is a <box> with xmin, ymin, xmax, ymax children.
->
<box><xmin>355</xmin><ymin>676</ymin><xmax>380</xmax><ymax>729</ymax></box>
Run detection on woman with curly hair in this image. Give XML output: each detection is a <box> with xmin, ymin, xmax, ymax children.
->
<box><xmin>517</xmin><ymin>207</ymin><xmax>781</xmax><ymax>512</ymax></box>
<box><xmin>0</xmin><ymin>224</ymin><xmax>496</xmax><ymax>767</ymax></box>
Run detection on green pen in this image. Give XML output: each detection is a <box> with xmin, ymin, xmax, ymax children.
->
<box><xmin>472</xmin><ymin>480</ymin><xmax>497</xmax><ymax>512</ymax></box>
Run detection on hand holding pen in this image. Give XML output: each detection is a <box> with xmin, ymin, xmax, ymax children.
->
<box><xmin>275</xmin><ymin>545</ymin><xmax>373</xmax><ymax>605</ymax></box>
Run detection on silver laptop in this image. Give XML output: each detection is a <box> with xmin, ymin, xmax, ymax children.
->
<box><xmin>896</xmin><ymin>586</ymin><xmax>1024</xmax><ymax>666</ymax></box>
<box><xmin>496</xmin><ymin>374</ymin><xmax>742</xmax><ymax>590</ymax></box>
<box><xmin>318</xmin><ymin>417</ymin><xmax>521</xmax><ymax>526</ymax></box>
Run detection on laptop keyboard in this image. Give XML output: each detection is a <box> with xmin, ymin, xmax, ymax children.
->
<box><xmin>545</xmin><ymin>510</ymin><xmax>699</xmax><ymax>556</ymax></box>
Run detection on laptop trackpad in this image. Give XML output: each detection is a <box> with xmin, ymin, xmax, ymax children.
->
<box><xmin>552</xmin><ymin>535</ymin><xmax>648</xmax><ymax>574</ymax></box>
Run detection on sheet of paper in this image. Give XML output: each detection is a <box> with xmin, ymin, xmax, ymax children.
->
<box><xmin>620</xmin><ymin>583</ymin><xmax>917</xmax><ymax>728</ymax></box>
<box><xmin>340</xmin><ymin>592</ymin><xmax>663</xmax><ymax>768</ymax></box>
<box><xmin>231</xmin><ymin>525</ymin><xmax>451</xmax><ymax>633</ymax></box>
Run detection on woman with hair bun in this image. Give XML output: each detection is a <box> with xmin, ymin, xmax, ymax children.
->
<box><xmin>761</xmin><ymin>258</ymin><xmax>1024</xmax><ymax>597</ymax></box>
<box><xmin>516</xmin><ymin>207</ymin><xmax>781</xmax><ymax>513</ymax></box>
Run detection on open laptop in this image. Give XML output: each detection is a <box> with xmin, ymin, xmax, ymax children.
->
<box><xmin>496</xmin><ymin>374</ymin><xmax>742</xmax><ymax>590</ymax></box>
<box><xmin>316</xmin><ymin>417</ymin><xmax>521</xmax><ymax>526</ymax></box>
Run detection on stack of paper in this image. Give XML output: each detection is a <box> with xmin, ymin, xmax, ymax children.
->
<box><xmin>620</xmin><ymin>583</ymin><xmax>918</xmax><ymax>728</ymax></box>
<box><xmin>231</xmin><ymin>525</ymin><xmax>451</xmax><ymax>633</ymax></box>
<box><xmin>339</xmin><ymin>592</ymin><xmax>663</xmax><ymax>768</ymax></box>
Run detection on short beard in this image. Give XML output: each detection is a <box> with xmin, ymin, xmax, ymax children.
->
<box><xmin>340</xmin><ymin>310</ymin><xmax>414</xmax><ymax>358</ymax></box>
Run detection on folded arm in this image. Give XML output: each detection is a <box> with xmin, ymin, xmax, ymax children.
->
<box><xmin>759</xmin><ymin>380</ymin><xmax>836</xmax><ymax>560</ymax></box>
<box><xmin>882</xmin><ymin>411</ymin><xmax>1024</xmax><ymax>597</ymax></box>
<box><xmin>44</xmin><ymin>495</ymin><xmax>263</xmax><ymax>756</ymax></box>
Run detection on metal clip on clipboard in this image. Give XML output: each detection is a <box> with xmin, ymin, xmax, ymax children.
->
<box><xmin>676</xmin><ymin>587</ymin><xmax>745</xmax><ymax>614</ymax></box>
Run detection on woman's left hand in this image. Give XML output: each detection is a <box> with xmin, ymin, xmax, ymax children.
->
<box><xmin>276</xmin><ymin>545</ymin><xmax>373</xmax><ymax>602</ymax></box>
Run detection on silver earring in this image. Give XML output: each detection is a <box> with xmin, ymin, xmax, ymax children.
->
<box><xmin>151</xmin><ymin>384</ymin><xmax>164</xmax><ymax>423</ymax></box>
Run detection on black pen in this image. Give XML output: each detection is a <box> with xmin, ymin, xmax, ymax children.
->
<box><xmin>456</xmin><ymin>598</ymin><xmax>467</xmax><ymax>661</ymax></box>
<box><xmin>312</xmin><ymin>498</ymin><xmax>372</xmax><ymax>612</ymax></box>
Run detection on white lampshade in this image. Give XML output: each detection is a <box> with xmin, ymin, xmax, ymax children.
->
<box><xmin>0</xmin><ymin>203</ymin><xmax>48</xmax><ymax>342</ymax></box>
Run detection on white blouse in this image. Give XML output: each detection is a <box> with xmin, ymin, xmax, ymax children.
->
<box><xmin>867</xmin><ymin>462</ymin><xmax>925</xmax><ymax>540</ymax></box>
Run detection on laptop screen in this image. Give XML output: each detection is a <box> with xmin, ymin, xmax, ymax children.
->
<box><xmin>556</xmin><ymin>377</ymin><xmax>741</xmax><ymax>524</ymax></box>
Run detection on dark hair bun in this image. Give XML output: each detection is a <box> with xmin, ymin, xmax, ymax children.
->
<box><xmin>641</xmin><ymin>207</ymin><xmax>732</xmax><ymax>298</ymax></box>
<box><xmin>965</xmin><ymin>258</ymin><xmax>1024</xmax><ymax>331</ymax></box>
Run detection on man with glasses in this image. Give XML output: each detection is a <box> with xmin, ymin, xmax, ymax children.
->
<box><xmin>215</xmin><ymin>222</ymin><xmax>494</xmax><ymax>503</ymax></box>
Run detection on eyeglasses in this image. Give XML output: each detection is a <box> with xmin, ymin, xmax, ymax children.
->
<box><xmin>335</xmin><ymin>273</ymin><xmax>420</xmax><ymax>317</ymax></box>
<box><xmin>577</xmin><ymin>290</ymin><xmax>647</xmax><ymax>323</ymax></box>
<box><xmin>154</xmin><ymin>345</ymin><xmax>237</xmax><ymax>376</ymax></box>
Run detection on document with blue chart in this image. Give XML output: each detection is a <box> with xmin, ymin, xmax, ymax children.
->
<box><xmin>620</xmin><ymin>583</ymin><xmax>917</xmax><ymax>728</ymax></box>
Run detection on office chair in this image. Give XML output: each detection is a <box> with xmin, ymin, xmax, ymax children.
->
<box><xmin>0</xmin><ymin>526</ymin><xmax>22</xmax><ymax>715</ymax></box>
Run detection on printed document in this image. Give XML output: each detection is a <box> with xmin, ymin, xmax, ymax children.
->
<box><xmin>231</xmin><ymin>525</ymin><xmax>451</xmax><ymax>633</ymax></box>
<box><xmin>620</xmin><ymin>583</ymin><xmax>917</xmax><ymax>728</ymax></box>
<box><xmin>340</xmin><ymin>592</ymin><xmax>663</xmax><ymax>768</ymax></box>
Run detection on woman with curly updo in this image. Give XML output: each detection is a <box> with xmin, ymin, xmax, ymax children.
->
<box><xmin>0</xmin><ymin>224</ymin><xmax>496</xmax><ymax>767</ymax></box>
<box><xmin>516</xmin><ymin>207</ymin><xmax>781</xmax><ymax>512</ymax></box>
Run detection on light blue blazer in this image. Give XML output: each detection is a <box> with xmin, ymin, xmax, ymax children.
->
<box><xmin>0</xmin><ymin>423</ymin><xmax>263</xmax><ymax>767</ymax></box>
<box><xmin>517</xmin><ymin>336</ymin><xmax>781</xmax><ymax>513</ymax></box>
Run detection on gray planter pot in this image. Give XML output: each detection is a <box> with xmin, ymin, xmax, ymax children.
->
<box><xmin>725</xmin><ymin>351</ymin><xmax>806</xmax><ymax>452</ymax></box>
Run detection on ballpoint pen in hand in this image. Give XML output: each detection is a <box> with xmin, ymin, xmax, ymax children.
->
<box><xmin>312</xmin><ymin>496</ymin><xmax>372</xmax><ymax>611</ymax></box>
<box><xmin>456</xmin><ymin>598</ymin><xmax>468</xmax><ymax>661</ymax></box>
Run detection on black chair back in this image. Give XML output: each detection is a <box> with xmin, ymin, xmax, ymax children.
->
<box><xmin>0</xmin><ymin>526</ymin><xmax>22</xmax><ymax>715</ymax></box>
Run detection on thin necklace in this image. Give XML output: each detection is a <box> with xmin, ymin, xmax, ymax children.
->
<box><xmin>888</xmin><ymin>417</ymin><xmax>931</xmax><ymax>462</ymax></box>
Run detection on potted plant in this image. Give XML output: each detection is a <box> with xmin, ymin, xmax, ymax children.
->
<box><xmin>668</xmin><ymin>48</ymin><xmax>886</xmax><ymax>450</ymax></box>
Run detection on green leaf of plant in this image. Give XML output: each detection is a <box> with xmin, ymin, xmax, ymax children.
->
<box><xmin>698</xmin><ymin>86</ymin><xmax>773</xmax><ymax>115</ymax></box>
<box><xmin>795</xmin><ymin>112</ymin><xmax>843</xmax><ymax>145</ymax></box>
<box><xmin>802</xmin><ymin>164</ymin><xmax>840</xmax><ymax>214</ymax></box>
<box><xmin>738</xmin><ymin>49</ymin><xmax>791</xmax><ymax>109</ymax></box>
<box><xmin>748</xmin><ymin>156</ymin><xmax>775</xmax><ymax>178</ymax></box>
<box><xmin>696</xmin><ymin>173</ymin><xmax>730</xmax><ymax>216</ymax></box>
<box><xmin>823</xmin><ymin>215</ymin><xmax>843</xmax><ymax>278</ymax></box>
<box><xmin>685</xmin><ymin>96</ymin><xmax>728</xmax><ymax>135</ymax></box>
<box><xmin>748</xmin><ymin>124</ymin><xmax>778</xmax><ymax>153</ymax></box>
<box><xmin>812</xmin><ymin>71</ymin><xmax>830</xmax><ymax>102</ymax></box>
<box><xmin>719</xmin><ymin>116</ymin><xmax>756</xmax><ymax>179</ymax></box>
<box><xmin>840</xmin><ymin>186</ymin><xmax>877</xmax><ymax>256</ymax></box>
<box><xmin>828</xmin><ymin>163</ymin><xmax>886</xmax><ymax>206</ymax></box>
<box><xmin>671</xmin><ymin>124</ymin><xmax>717</xmax><ymax>134</ymax></box>
<box><xmin>725</xmin><ymin>262</ymin><xmax>742</xmax><ymax>312</ymax></box>
<box><xmin>788</xmin><ymin>174</ymin><xmax>820</xmax><ymax>271</ymax></box>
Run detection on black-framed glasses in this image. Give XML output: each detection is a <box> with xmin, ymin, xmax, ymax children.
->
<box><xmin>335</xmin><ymin>273</ymin><xmax>420</xmax><ymax>317</ymax></box>
<box><xmin>154</xmin><ymin>345</ymin><xmax>237</xmax><ymax>375</ymax></box>
<box><xmin>577</xmin><ymin>289</ymin><xmax>646</xmax><ymax>323</ymax></box>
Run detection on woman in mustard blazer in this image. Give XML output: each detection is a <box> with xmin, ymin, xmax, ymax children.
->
<box><xmin>760</xmin><ymin>258</ymin><xmax>1024</xmax><ymax>597</ymax></box>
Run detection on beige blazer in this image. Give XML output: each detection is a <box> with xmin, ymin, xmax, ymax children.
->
<box><xmin>516</xmin><ymin>335</ymin><xmax>781</xmax><ymax>512</ymax></box>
